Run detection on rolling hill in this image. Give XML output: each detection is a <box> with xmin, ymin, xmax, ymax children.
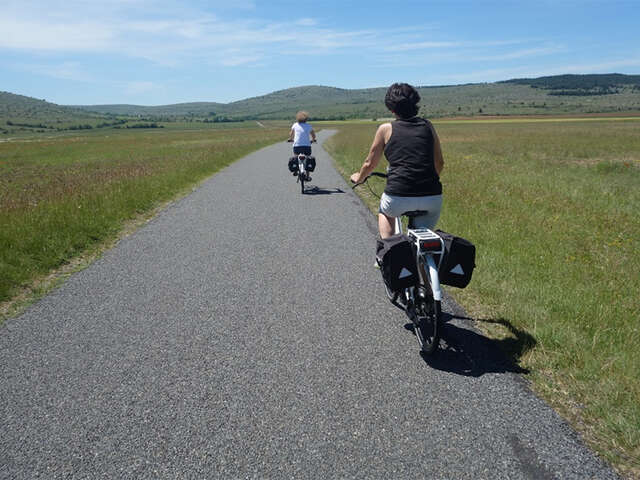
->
<box><xmin>0</xmin><ymin>91</ymin><xmax>109</xmax><ymax>132</ymax></box>
<box><xmin>2</xmin><ymin>74</ymin><xmax>640</xmax><ymax>134</ymax></box>
<box><xmin>72</xmin><ymin>73</ymin><xmax>640</xmax><ymax>119</ymax></box>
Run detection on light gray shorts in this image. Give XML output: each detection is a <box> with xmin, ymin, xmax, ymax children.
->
<box><xmin>379</xmin><ymin>193</ymin><xmax>443</xmax><ymax>229</ymax></box>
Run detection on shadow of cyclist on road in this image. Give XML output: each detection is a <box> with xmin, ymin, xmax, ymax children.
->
<box><xmin>406</xmin><ymin>313</ymin><xmax>535</xmax><ymax>376</ymax></box>
<box><xmin>304</xmin><ymin>186</ymin><xmax>345</xmax><ymax>195</ymax></box>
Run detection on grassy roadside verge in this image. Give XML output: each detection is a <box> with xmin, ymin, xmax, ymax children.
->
<box><xmin>0</xmin><ymin>125</ymin><xmax>283</xmax><ymax>318</ymax></box>
<box><xmin>325</xmin><ymin>119</ymin><xmax>640</xmax><ymax>478</ymax></box>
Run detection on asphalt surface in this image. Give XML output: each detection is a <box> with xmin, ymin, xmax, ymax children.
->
<box><xmin>0</xmin><ymin>131</ymin><xmax>619</xmax><ymax>479</ymax></box>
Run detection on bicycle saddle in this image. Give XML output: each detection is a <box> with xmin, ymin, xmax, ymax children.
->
<box><xmin>402</xmin><ymin>210</ymin><xmax>429</xmax><ymax>217</ymax></box>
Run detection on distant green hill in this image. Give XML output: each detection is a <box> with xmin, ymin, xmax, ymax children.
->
<box><xmin>3</xmin><ymin>74</ymin><xmax>640</xmax><ymax>134</ymax></box>
<box><xmin>73</xmin><ymin>74</ymin><xmax>640</xmax><ymax>120</ymax></box>
<box><xmin>502</xmin><ymin>73</ymin><xmax>640</xmax><ymax>90</ymax></box>
<box><xmin>0</xmin><ymin>91</ymin><xmax>126</xmax><ymax>135</ymax></box>
<box><xmin>75</xmin><ymin>101</ymin><xmax>227</xmax><ymax>117</ymax></box>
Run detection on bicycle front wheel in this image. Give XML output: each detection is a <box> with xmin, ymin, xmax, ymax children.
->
<box><xmin>415</xmin><ymin>296</ymin><xmax>441</xmax><ymax>355</ymax></box>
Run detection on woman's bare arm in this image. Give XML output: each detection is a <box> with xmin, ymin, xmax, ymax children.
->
<box><xmin>350</xmin><ymin>123</ymin><xmax>390</xmax><ymax>183</ymax></box>
<box><xmin>431</xmin><ymin>125</ymin><xmax>444</xmax><ymax>175</ymax></box>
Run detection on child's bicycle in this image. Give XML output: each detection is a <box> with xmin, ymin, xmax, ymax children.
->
<box><xmin>353</xmin><ymin>172</ymin><xmax>444</xmax><ymax>354</ymax></box>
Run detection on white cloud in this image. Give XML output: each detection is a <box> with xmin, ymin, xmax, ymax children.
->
<box><xmin>124</xmin><ymin>81</ymin><xmax>160</xmax><ymax>96</ymax></box>
<box><xmin>384</xmin><ymin>41</ymin><xmax>463</xmax><ymax>52</ymax></box>
<box><xmin>14</xmin><ymin>61</ymin><xmax>94</xmax><ymax>82</ymax></box>
<box><xmin>383</xmin><ymin>39</ymin><xmax>532</xmax><ymax>53</ymax></box>
<box><xmin>473</xmin><ymin>46</ymin><xmax>566</xmax><ymax>62</ymax></box>
<box><xmin>439</xmin><ymin>57</ymin><xmax>640</xmax><ymax>84</ymax></box>
<box><xmin>0</xmin><ymin>0</ymin><xmax>572</xmax><ymax>76</ymax></box>
<box><xmin>221</xmin><ymin>55</ymin><xmax>264</xmax><ymax>67</ymax></box>
<box><xmin>560</xmin><ymin>58</ymin><xmax>640</xmax><ymax>73</ymax></box>
<box><xmin>1</xmin><ymin>18</ymin><xmax>114</xmax><ymax>51</ymax></box>
<box><xmin>0</xmin><ymin>3</ymin><xmax>459</xmax><ymax>52</ymax></box>
<box><xmin>295</xmin><ymin>18</ymin><xmax>317</xmax><ymax>26</ymax></box>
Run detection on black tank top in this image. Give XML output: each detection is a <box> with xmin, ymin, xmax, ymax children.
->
<box><xmin>383</xmin><ymin>117</ymin><xmax>442</xmax><ymax>197</ymax></box>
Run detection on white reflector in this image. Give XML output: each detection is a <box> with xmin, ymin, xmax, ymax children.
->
<box><xmin>399</xmin><ymin>268</ymin><xmax>413</xmax><ymax>279</ymax></box>
<box><xmin>451</xmin><ymin>264</ymin><xmax>464</xmax><ymax>275</ymax></box>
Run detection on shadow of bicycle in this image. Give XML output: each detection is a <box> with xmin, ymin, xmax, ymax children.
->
<box><xmin>303</xmin><ymin>186</ymin><xmax>345</xmax><ymax>195</ymax></box>
<box><xmin>406</xmin><ymin>313</ymin><xmax>535</xmax><ymax>377</ymax></box>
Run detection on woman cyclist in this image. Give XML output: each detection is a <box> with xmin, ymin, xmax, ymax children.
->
<box><xmin>288</xmin><ymin>111</ymin><xmax>317</xmax><ymax>181</ymax></box>
<box><xmin>350</xmin><ymin>83</ymin><xmax>444</xmax><ymax>239</ymax></box>
<box><xmin>288</xmin><ymin>110</ymin><xmax>317</xmax><ymax>154</ymax></box>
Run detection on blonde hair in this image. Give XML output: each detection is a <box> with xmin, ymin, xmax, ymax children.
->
<box><xmin>295</xmin><ymin>111</ymin><xmax>309</xmax><ymax>123</ymax></box>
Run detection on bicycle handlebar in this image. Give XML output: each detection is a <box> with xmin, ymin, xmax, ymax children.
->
<box><xmin>351</xmin><ymin>171</ymin><xmax>387</xmax><ymax>189</ymax></box>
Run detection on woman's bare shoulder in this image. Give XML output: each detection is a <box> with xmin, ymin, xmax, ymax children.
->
<box><xmin>377</xmin><ymin>122</ymin><xmax>392</xmax><ymax>142</ymax></box>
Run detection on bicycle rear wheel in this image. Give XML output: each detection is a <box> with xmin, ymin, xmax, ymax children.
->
<box><xmin>300</xmin><ymin>174</ymin><xmax>305</xmax><ymax>193</ymax></box>
<box><xmin>415</xmin><ymin>291</ymin><xmax>441</xmax><ymax>355</ymax></box>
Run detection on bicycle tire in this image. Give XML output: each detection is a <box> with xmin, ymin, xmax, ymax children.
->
<box><xmin>300</xmin><ymin>174</ymin><xmax>305</xmax><ymax>193</ymax></box>
<box><xmin>383</xmin><ymin>282</ymin><xmax>395</xmax><ymax>301</ymax></box>
<box><xmin>415</xmin><ymin>297</ymin><xmax>441</xmax><ymax>355</ymax></box>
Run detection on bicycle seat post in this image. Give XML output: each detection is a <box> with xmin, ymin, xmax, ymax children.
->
<box><xmin>403</xmin><ymin>210</ymin><xmax>430</xmax><ymax>230</ymax></box>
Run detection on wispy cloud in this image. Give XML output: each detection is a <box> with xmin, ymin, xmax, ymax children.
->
<box><xmin>384</xmin><ymin>41</ymin><xmax>463</xmax><ymax>52</ymax></box>
<box><xmin>14</xmin><ymin>61</ymin><xmax>94</xmax><ymax>82</ymax></box>
<box><xmin>0</xmin><ymin>0</ymin><xmax>538</xmax><ymax>71</ymax></box>
<box><xmin>373</xmin><ymin>42</ymin><xmax>565</xmax><ymax>71</ymax></box>
<box><xmin>295</xmin><ymin>18</ymin><xmax>317</xmax><ymax>27</ymax></box>
<box><xmin>473</xmin><ymin>46</ymin><xmax>566</xmax><ymax>62</ymax></box>
<box><xmin>124</xmin><ymin>81</ymin><xmax>160</xmax><ymax>96</ymax></box>
<box><xmin>221</xmin><ymin>55</ymin><xmax>264</xmax><ymax>67</ymax></box>
<box><xmin>6</xmin><ymin>0</ymin><xmax>634</xmax><ymax>104</ymax></box>
<box><xmin>383</xmin><ymin>39</ymin><xmax>531</xmax><ymax>53</ymax></box>
<box><xmin>440</xmin><ymin>57</ymin><xmax>640</xmax><ymax>84</ymax></box>
<box><xmin>560</xmin><ymin>58</ymin><xmax>640</xmax><ymax>73</ymax></box>
<box><xmin>1</xmin><ymin>18</ymin><xmax>114</xmax><ymax>51</ymax></box>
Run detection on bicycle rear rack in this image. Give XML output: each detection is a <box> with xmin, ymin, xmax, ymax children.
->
<box><xmin>407</xmin><ymin>228</ymin><xmax>444</xmax><ymax>301</ymax></box>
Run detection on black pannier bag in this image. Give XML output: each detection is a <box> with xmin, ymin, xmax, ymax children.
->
<box><xmin>288</xmin><ymin>157</ymin><xmax>298</xmax><ymax>172</ymax></box>
<box><xmin>435</xmin><ymin>230</ymin><xmax>476</xmax><ymax>288</ymax></box>
<box><xmin>376</xmin><ymin>234</ymin><xmax>419</xmax><ymax>292</ymax></box>
<box><xmin>305</xmin><ymin>155</ymin><xmax>316</xmax><ymax>172</ymax></box>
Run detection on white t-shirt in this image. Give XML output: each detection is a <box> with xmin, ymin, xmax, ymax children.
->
<box><xmin>291</xmin><ymin>122</ymin><xmax>313</xmax><ymax>147</ymax></box>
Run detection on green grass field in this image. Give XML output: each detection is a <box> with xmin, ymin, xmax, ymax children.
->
<box><xmin>0</xmin><ymin>125</ymin><xmax>283</xmax><ymax>310</ymax></box>
<box><xmin>325</xmin><ymin>118</ymin><xmax>640</xmax><ymax>477</ymax></box>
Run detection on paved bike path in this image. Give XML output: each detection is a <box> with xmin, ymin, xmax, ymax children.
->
<box><xmin>0</xmin><ymin>131</ymin><xmax>617</xmax><ymax>479</ymax></box>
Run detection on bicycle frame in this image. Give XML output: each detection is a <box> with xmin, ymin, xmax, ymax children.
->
<box><xmin>293</xmin><ymin>153</ymin><xmax>309</xmax><ymax>194</ymax></box>
<box><xmin>297</xmin><ymin>154</ymin><xmax>308</xmax><ymax>177</ymax></box>
<box><xmin>352</xmin><ymin>171</ymin><xmax>444</xmax><ymax>354</ymax></box>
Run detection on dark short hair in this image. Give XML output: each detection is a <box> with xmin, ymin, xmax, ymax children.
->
<box><xmin>384</xmin><ymin>83</ymin><xmax>420</xmax><ymax>118</ymax></box>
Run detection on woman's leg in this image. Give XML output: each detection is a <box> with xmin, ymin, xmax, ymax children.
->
<box><xmin>379</xmin><ymin>193</ymin><xmax>398</xmax><ymax>238</ymax></box>
<box><xmin>378</xmin><ymin>213</ymin><xmax>396</xmax><ymax>238</ymax></box>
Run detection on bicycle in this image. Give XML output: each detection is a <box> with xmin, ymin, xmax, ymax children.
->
<box><xmin>288</xmin><ymin>140</ymin><xmax>316</xmax><ymax>194</ymax></box>
<box><xmin>352</xmin><ymin>172</ymin><xmax>444</xmax><ymax>354</ymax></box>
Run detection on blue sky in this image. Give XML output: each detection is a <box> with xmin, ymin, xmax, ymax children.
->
<box><xmin>2</xmin><ymin>0</ymin><xmax>639</xmax><ymax>105</ymax></box>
